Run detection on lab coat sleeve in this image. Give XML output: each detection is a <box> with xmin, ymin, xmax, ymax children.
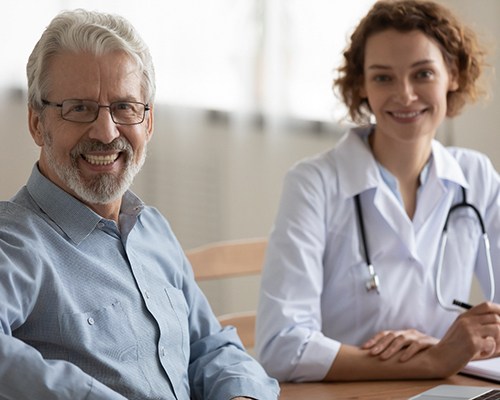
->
<box><xmin>255</xmin><ymin>160</ymin><xmax>341</xmax><ymax>382</ymax></box>
<box><xmin>469</xmin><ymin>153</ymin><xmax>500</xmax><ymax>303</ymax></box>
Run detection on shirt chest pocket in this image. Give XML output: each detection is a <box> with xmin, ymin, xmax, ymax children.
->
<box><xmin>59</xmin><ymin>301</ymin><xmax>138</xmax><ymax>365</ymax></box>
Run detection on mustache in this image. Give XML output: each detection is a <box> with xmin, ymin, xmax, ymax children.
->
<box><xmin>70</xmin><ymin>137</ymin><xmax>132</xmax><ymax>157</ymax></box>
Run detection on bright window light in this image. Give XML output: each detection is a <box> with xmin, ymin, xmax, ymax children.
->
<box><xmin>1</xmin><ymin>0</ymin><xmax>374</xmax><ymax>122</ymax></box>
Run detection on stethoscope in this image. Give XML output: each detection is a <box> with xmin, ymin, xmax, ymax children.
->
<box><xmin>354</xmin><ymin>187</ymin><xmax>495</xmax><ymax>311</ymax></box>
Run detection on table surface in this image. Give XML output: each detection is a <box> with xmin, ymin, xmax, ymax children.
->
<box><xmin>279</xmin><ymin>373</ymin><xmax>500</xmax><ymax>399</ymax></box>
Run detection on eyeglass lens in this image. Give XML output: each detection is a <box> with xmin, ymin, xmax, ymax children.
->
<box><xmin>61</xmin><ymin>100</ymin><xmax>147</xmax><ymax>124</ymax></box>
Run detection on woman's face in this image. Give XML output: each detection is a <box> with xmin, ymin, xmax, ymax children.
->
<box><xmin>360</xmin><ymin>29</ymin><xmax>458</xmax><ymax>145</ymax></box>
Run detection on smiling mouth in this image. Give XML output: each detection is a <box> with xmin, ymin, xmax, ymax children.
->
<box><xmin>83</xmin><ymin>153</ymin><xmax>120</xmax><ymax>166</ymax></box>
<box><xmin>390</xmin><ymin>110</ymin><xmax>425</xmax><ymax>119</ymax></box>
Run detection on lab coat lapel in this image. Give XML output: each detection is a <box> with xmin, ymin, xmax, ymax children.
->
<box><xmin>373</xmin><ymin>185</ymin><xmax>417</xmax><ymax>256</ymax></box>
<box><xmin>413</xmin><ymin>140</ymin><xmax>469</xmax><ymax>232</ymax></box>
<box><xmin>336</xmin><ymin>129</ymin><xmax>470</xmax><ymax>261</ymax></box>
<box><xmin>336</xmin><ymin>127</ymin><xmax>380</xmax><ymax>196</ymax></box>
<box><xmin>336</xmin><ymin>127</ymin><xmax>417</xmax><ymax>255</ymax></box>
<box><xmin>412</xmin><ymin>169</ymin><xmax>446</xmax><ymax>232</ymax></box>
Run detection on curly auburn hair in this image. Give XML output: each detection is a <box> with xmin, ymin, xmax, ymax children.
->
<box><xmin>333</xmin><ymin>0</ymin><xmax>487</xmax><ymax>124</ymax></box>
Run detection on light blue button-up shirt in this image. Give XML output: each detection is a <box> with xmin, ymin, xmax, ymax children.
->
<box><xmin>0</xmin><ymin>165</ymin><xmax>279</xmax><ymax>400</ymax></box>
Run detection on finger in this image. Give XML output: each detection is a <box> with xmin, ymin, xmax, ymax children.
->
<box><xmin>377</xmin><ymin>335</ymin><xmax>409</xmax><ymax>359</ymax></box>
<box><xmin>398</xmin><ymin>340</ymin><xmax>433</xmax><ymax>362</ymax></box>
<box><xmin>466</xmin><ymin>302</ymin><xmax>500</xmax><ymax>316</ymax></box>
<box><xmin>477</xmin><ymin>336</ymin><xmax>496</xmax><ymax>359</ymax></box>
<box><xmin>369</xmin><ymin>333</ymin><xmax>399</xmax><ymax>355</ymax></box>
<box><xmin>361</xmin><ymin>331</ymin><xmax>389</xmax><ymax>349</ymax></box>
<box><xmin>473</xmin><ymin>324</ymin><xmax>500</xmax><ymax>347</ymax></box>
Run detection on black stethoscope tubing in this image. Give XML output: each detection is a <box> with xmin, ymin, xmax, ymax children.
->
<box><xmin>354</xmin><ymin>193</ymin><xmax>380</xmax><ymax>293</ymax></box>
<box><xmin>355</xmin><ymin>186</ymin><xmax>495</xmax><ymax>310</ymax></box>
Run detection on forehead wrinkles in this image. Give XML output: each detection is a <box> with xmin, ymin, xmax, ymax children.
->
<box><xmin>46</xmin><ymin>51</ymin><xmax>143</xmax><ymax>101</ymax></box>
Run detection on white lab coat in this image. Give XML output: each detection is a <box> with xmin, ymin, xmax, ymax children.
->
<box><xmin>255</xmin><ymin>126</ymin><xmax>500</xmax><ymax>382</ymax></box>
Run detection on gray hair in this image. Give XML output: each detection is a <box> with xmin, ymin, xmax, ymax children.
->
<box><xmin>27</xmin><ymin>9</ymin><xmax>156</xmax><ymax>110</ymax></box>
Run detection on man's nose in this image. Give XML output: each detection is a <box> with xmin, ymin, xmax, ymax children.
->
<box><xmin>88</xmin><ymin>106</ymin><xmax>120</xmax><ymax>143</ymax></box>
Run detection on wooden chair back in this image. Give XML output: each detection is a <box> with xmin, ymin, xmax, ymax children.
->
<box><xmin>186</xmin><ymin>238</ymin><xmax>267</xmax><ymax>349</ymax></box>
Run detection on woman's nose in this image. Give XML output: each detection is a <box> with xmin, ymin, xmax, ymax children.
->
<box><xmin>393</xmin><ymin>80</ymin><xmax>418</xmax><ymax>105</ymax></box>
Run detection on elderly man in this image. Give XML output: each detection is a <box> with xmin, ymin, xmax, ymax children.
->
<box><xmin>0</xmin><ymin>9</ymin><xmax>279</xmax><ymax>400</ymax></box>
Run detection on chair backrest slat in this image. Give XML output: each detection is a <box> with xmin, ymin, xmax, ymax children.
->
<box><xmin>187</xmin><ymin>238</ymin><xmax>266</xmax><ymax>280</ymax></box>
<box><xmin>185</xmin><ymin>238</ymin><xmax>267</xmax><ymax>350</ymax></box>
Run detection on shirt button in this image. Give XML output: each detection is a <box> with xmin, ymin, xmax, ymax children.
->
<box><xmin>160</xmin><ymin>346</ymin><xmax>165</xmax><ymax>357</ymax></box>
<box><xmin>97</xmin><ymin>222</ymin><xmax>105</xmax><ymax>229</ymax></box>
<box><xmin>87</xmin><ymin>317</ymin><xmax>95</xmax><ymax>325</ymax></box>
<box><xmin>144</xmin><ymin>291</ymin><xmax>150</xmax><ymax>299</ymax></box>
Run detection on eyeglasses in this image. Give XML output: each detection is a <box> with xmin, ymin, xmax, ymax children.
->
<box><xmin>41</xmin><ymin>99</ymin><xmax>150</xmax><ymax>125</ymax></box>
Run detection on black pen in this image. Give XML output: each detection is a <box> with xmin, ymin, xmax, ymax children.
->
<box><xmin>453</xmin><ymin>299</ymin><xmax>473</xmax><ymax>310</ymax></box>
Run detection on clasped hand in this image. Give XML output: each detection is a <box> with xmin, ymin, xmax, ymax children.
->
<box><xmin>362</xmin><ymin>329</ymin><xmax>438</xmax><ymax>362</ymax></box>
<box><xmin>362</xmin><ymin>302</ymin><xmax>500</xmax><ymax>369</ymax></box>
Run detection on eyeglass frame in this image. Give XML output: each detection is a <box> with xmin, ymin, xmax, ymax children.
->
<box><xmin>41</xmin><ymin>99</ymin><xmax>151</xmax><ymax>125</ymax></box>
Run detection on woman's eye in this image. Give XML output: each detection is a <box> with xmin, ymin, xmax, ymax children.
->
<box><xmin>373</xmin><ymin>75</ymin><xmax>391</xmax><ymax>83</ymax></box>
<box><xmin>416</xmin><ymin>70</ymin><xmax>434</xmax><ymax>79</ymax></box>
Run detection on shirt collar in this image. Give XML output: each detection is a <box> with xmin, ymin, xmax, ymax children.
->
<box><xmin>26</xmin><ymin>164</ymin><xmax>144</xmax><ymax>245</ymax></box>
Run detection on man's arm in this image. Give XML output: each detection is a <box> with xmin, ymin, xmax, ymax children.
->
<box><xmin>179</xmin><ymin>248</ymin><xmax>279</xmax><ymax>400</ymax></box>
<box><xmin>0</xmin><ymin>332</ymin><xmax>127</xmax><ymax>400</ymax></box>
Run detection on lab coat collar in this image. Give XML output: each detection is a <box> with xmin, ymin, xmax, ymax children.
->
<box><xmin>334</xmin><ymin>126</ymin><xmax>470</xmax><ymax>258</ymax></box>
<box><xmin>335</xmin><ymin>126</ymin><xmax>470</xmax><ymax>198</ymax></box>
<box><xmin>335</xmin><ymin>125</ymin><xmax>380</xmax><ymax>198</ymax></box>
<box><xmin>431</xmin><ymin>140</ymin><xmax>469</xmax><ymax>189</ymax></box>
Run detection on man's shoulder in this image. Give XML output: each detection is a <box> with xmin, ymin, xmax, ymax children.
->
<box><xmin>0</xmin><ymin>199</ymin><xmax>33</xmax><ymax>218</ymax></box>
<box><xmin>0</xmin><ymin>199</ymin><xmax>48</xmax><ymax>236</ymax></box>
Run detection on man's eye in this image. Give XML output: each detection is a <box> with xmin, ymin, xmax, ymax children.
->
<box><xmin>115</xmin><ymin>102</ymin><xmax>133</xmax><ymax>111</ymax></box>
<box><xmin>71</xmin><ymin>104</ymin><xmax>88</xmax><ymax>112</ymax></box>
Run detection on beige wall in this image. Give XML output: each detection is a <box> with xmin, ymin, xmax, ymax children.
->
<box><xmin>440</xmin><ymin>0</ymin><xmax>500</xmax><ymax>167</ymax></box>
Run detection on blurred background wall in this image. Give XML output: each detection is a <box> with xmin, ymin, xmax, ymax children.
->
<box><xmin>1</xmin><ymin>0</ymin><xmax>499</xmax><ymax>313</ymax></box>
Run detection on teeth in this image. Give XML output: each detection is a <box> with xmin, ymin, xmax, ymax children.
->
<box><xmin>84</xmin><ymin>153</ymin><xmax>119</xmax><ymax>165</ymax></box>
<box><xmin>392</xmin><ymin>111</ymin><xmax>421</xmax><ymax>118</ymax></box>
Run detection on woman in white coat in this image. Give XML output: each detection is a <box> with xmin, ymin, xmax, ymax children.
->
<box><xmin>256</xmin><ymin>0</ymin><xmax>500</xmax><ymax>382</ymax></box>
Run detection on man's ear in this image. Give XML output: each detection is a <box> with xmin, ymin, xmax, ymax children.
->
<box><xmin>28</xmin><ymin>106</ymin><xmax>45</xmax><ymax>147</ymax></box>
<box><xmin>146</xmin><ymin>104</ymin><xmax>154</xmax><ymax>142</ymax></box>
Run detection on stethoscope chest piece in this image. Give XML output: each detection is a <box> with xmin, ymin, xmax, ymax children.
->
<box><xmin>365</xmin><ymin>264</ymin><xmax>380</xmax><ymax>294</ymax></box>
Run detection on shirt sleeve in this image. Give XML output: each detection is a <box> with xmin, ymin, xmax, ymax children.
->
<box><xmin>179</xmin><ymin>249</ymin><xmax>280</xmax><ymax>400</ymax></box>
<box><xmin>0</xmin><ymin>333</ymin><xmax>127</xmax><ymax>400</ymax></box>
<box><xmin>255</xmin><ymin>161</ymin><xmax>340</xmax><ymax>382</ymax></box>
<box><xmin>0</xmin><ymin>221</ymin><xmax>127</xmax><ymax>400</ymax></box>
